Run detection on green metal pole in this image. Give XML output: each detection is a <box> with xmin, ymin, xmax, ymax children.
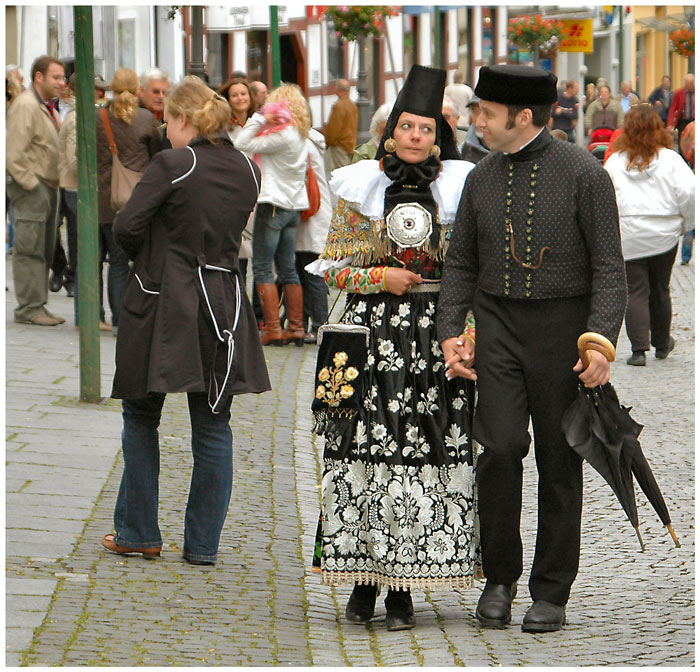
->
<box><xmin>270</xmin><ymin>6</ymin><xmax>281</xmax><ymax>87</ymax></box>
<box><xmin>618</xmin><ymin>6</ymin><xmax>624</xmax><ymax>90</ymax></box>
<box><xmin>434</xmin><ymin>7</ymin><xmax>442</xmax><ymax>68</ymax></box>
<box><xmin>74</xmin><ymin>6</ymin><xmax>101</xmax><ymax>402</ymax></box>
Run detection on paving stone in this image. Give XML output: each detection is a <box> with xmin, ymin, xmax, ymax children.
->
<box><xmin>5</xmin><ymin>257</ymin><xmax>695</xmax><ymax>666</ymax></box>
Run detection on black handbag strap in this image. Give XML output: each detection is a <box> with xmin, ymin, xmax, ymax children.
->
<box><xmin>325</xmin><ymin>290</ymin><xmax>359</xmax><ymax>326</ymax></box>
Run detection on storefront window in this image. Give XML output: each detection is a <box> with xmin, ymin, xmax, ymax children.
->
<box><xmin>207</xmin><ymin>33</ymin><xmax>228</xmax><ymax>89</ymax></box>
<box><xmin>247</xmin><ymin>30</ymin><xmax>268</xmax><ymax>83</ymax></box>
<box><xmin>118</xmin><ymin>19</ymin><xmax>135</xmax><ymax>70</ymax></box>
<box><xmin>327</xmin><ymin>20</ymin><xmax>345</xmax><ymax>81</ymax></box>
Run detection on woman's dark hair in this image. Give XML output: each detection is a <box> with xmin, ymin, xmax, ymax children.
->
<box><xmin>217</xmin><ymin>77</ymin><xmax>256</xmax><ymax>121</ymax></box>
<box><xmin>505</xmin><ymin>104</ymin><xmax>553</xmax><ymax>129</ymax></box>
<box><xmin>608</xmin><ymin>103</ymin><xmax>673</xmax><ymax>171</ymax></box>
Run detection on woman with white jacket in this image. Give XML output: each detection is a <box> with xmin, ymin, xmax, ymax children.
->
<box><xmin>234</xmin><ymin>84</ymin><xmax>310</xmax><ymax>346</ymax></box>
<box><xmin>605</xmin><ymin>103</ymin><xmax>695</xmax><ymax>366</ymax></box>
<box><xmin>295</xmin><ymin>128</ymin><xmax>331</xmax><ymax>343</ymax></box>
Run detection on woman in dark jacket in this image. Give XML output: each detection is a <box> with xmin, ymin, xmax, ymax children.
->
<box><xmin>96</xmin><ymin>67</ymin><xmax>161</xmax><ymax>333</ymax></box>
<box><xmin>101</xmin><ymin>76</ymin><xmax>270</xmax><ymax>566</ymax></box>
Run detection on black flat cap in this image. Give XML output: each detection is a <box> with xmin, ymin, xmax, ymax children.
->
<box><xmin>475</xmin><ymin>64</ymin><xmax>557</xmax><ymax>105</ymax></box>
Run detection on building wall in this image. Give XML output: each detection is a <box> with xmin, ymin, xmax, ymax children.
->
<box><xmin>631</xmin><ymin>5</ymin><xmax>691</xmax><ymax>98</ymax></box>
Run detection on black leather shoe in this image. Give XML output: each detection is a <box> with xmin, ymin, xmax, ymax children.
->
<box><xmin>655</xmin><ymin>336</ymin><xmax>675</xmax><ymax>359</ymax></box>
<box><xmin>385</xmin><ymin>589</ymin><xmax>416</xmax><ymax>631</ymax></box>
<box><xmin>345</xmin><ymin>584</ymin><xmax>378</xmax><ymax>624</ymax></box>
<box><xmin>626</xmin><ymin>351</ymin><xmax>646</xmax><ymax>366</ymax></box>
<box><xmin>521</xmin><ymin>600</ymin><xmax>566</xmax><ymax>633</ymax></box>
<box><xmin>49</xmin><ymin>272</ymin><xmax>63</xmax><ymax>293</ymax></box>
<box><xmin>475</xmin><ymin>581</ymin><xmax>517</xmax><ymax>628</ymax></box>
<box><xmin>64</xmin><ymin>279</ymin><xmax>75</xmax><ymax>297</ymax></box>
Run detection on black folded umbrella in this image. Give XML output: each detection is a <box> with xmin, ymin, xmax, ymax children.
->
<box><xmin>561</xmin><ymin>333</ymin><xmax>681</xmax><ymax>551</ymax></box>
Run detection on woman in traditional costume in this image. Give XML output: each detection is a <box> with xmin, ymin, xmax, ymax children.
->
<box><xmin>308</xmin><ymin>65</ymin><xmax>479</xmax><ymax>631</ymax></box>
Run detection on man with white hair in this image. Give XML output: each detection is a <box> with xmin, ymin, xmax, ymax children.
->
<box><xmin>615</xmin><ymin>81</ymin><xmax>639</xmax><ymax>115</ymax></box>
<box><xmin>442</xmin><ymin>95</ymin><xmax>466</xmax><ymax>147</ymax></box>
<box><xmin>445</xmin><ymin>68</ymin><xmax>473</xmax><ymax>119</ymax></box>
<box><xmin>139</xmin><ymin>67</ymin><xmax>169</xmax><ymax>121</ymax></box>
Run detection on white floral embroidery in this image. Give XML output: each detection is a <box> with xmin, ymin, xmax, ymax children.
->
<box><xmin>426</xmin><ymin>530</ymin><xmax>456</xmax><ymax>562</ymax></box>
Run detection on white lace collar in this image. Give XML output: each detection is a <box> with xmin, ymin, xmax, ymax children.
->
<box><xmin>328</xmin><ymin>159</ymin><xmax>474</xmax><ymax>224</ymax></box>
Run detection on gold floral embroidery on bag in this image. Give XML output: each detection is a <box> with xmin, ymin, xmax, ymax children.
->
<box><xmin>315</xmin><ymin>352</ymin><xmax>360</xmax><ymax>408</ymax></box>
<box><xmin>311</xmin><ymin>323</ymin><xmax>370</xmax><ymax>435</ymax></box>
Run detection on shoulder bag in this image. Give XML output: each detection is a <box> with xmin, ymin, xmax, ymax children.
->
<box><xmin>100</xmin><ymin>107</ymin><xmax>144</xmax><ymax>212</ymax></box>
<box><xmin>311</xmin><ymin>294</ymin><xmax>369</xmax><ymax>436</ymax></box>
<box><xmin>300</xmin><ymin>154</ymin><xmax>321</xmax><ymax>221</ymax></box>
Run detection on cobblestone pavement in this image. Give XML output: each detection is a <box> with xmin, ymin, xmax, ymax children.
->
<box><xmin>6</xmin><ymin>255</ymin><xmax>694</xmax><ymax>666</ymax></box>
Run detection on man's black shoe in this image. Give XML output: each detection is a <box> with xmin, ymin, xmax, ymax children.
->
<box><xmin>475</xmin><ymin>581</ymin><xmax>517</xmax><ymax>628</ymax></box>
<box><xmin>64</xmin><ymin>280</ymin><xmax>75</xmax><ymax>297</ymax></box>
<box><xmin>345</xmin><ymin>583</ymin><xmax>378</xmax><ymax>624</ymax></box>
<box><xmin>49</xmin><ymin>272</ymin><xmax>63</xmax><ymax>293</ymax></box>
<box><xmin>521</xmin><ymin>600</ymin><xmax>566</xmax><ymax>633</ymax></box>
<box><xmin>655</xmin><ymin>336</ymin><xmax>675</xmax><ymax>359</ymax></box>
<box><xmin>385</xmin><ymin>589</ymin><xmax>416</xmax><ymax>631</ymax></box>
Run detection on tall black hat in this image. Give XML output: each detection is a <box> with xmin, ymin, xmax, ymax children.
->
<box><xmin>475</xmin><ymin>64</ymin><xmax>558</xmax><ymax>106</ymax></box>
<box><xmin>375</xmin><ymin>64</ymin><xmax>459</xmax><ymax>161</ymax></box>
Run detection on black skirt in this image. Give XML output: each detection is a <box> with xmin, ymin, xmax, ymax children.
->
<box><xmin>313</xmin><ymin>290</ymin><xmax>480</xmax><ymax>590</ymax></box>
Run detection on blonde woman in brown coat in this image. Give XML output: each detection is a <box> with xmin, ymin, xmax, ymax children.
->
<box><xmin>95</xmin><ymin>67</ymin><xmax>161</xmax><ymax>333</ymax></box>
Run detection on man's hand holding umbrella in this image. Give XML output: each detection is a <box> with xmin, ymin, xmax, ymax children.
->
<box><xmin>573</xmin><ymin>348</ymin><xmax>611</xmax><ymax>387</ymax></box>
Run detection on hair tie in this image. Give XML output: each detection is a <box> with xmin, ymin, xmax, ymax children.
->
<box><xmin>214</xmin><ymin>93</ymin><xmax>226</xmax><ymax>102</ymax></box>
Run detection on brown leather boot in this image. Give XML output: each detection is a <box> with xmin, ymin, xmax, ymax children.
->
<box><xmin>257</xmin><ymin>283</ymin><xmax>283</xmax><ymax>346</ymax></box>
<box><xmin>282</xmin><ymin>284</ymin><xmax>306</xmax><ymax>347</ymax></box>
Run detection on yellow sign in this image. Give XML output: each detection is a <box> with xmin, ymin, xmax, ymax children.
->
<box><xmin>560</xmin><ymin>18</ymin><xmax>594</xmax><ymax>53</ymax></box>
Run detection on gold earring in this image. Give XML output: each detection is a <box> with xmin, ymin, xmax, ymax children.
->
<box><xmin>383</xmin><ymin>138</ymin><xmax>397</xmax><ymax>153</ymax></box>
<box><xmin>430</xmin><ymin>145</ymin><xmax>441</xmax><ymax>158</ymax></box>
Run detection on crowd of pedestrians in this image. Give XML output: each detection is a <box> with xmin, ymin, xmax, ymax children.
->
<box><xmin>4</xmin><ymin>54</ymin><xmax>694</xmax><ymax>634</ymax></box>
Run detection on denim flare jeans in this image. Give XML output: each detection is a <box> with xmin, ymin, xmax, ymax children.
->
<box><xmin>252</xmin><ymin>202</ymin><xmax>301</xmax><ymax>285</ymax></box>
<box><xmin>113</xmin><ymin>392</ymin><xmax>234</xmax><ymax>563</ymax></box>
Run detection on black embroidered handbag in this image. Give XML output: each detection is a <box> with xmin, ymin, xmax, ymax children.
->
<box><xmin>311</xmin><ymin>322</ymin><xmax>370</xmax><ymax>436</ymax></box>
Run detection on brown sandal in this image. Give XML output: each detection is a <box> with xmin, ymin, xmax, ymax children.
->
<box><xmin>101</xmin><ymin>533</ymin><xmax>161</xmax><ymax>558</ymax></box>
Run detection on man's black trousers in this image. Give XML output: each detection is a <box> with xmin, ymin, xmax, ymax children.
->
<box><xmin>472</xmin><ymin>289</ymin><xmax>589</xmax><ymax>606</ymax></box>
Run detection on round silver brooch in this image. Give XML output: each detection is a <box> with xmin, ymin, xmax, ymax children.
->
<box><xmin>386</xmin><ymin>202</ymin><xmax>433</xmax><ymax>248</ymax></box>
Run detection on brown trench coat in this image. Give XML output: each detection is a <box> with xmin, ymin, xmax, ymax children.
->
<box><xmin>111</xmin><ymin>134</ymin><xmax>270</xmax><ymax>402</ymax></box>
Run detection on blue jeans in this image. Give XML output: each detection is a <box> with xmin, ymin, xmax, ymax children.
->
<box><xmin>252</xmin><ymin>202</ymin><xmax>300</xmax><ymax>285</ymax></box>
<box><xmin>99</xmin><ymin>222</ymin><xmax>130</xmax><ymax>327</ymax></box>
<box><xmin>113</xmin><ymin>392</ymin><xmax>234</xmax><ymax>563</ymax></box>
<box><xmin>681</xmin><ymin>229</ymin><xmax>694</xmax><ymax>263</ymax></box>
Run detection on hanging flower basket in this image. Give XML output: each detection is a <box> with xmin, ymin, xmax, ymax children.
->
<box><xmin>670</xmin><ymin>29</ymin><xmax>694</xmax><ymax>58</ymax></box>
<box><xmin>509</xmin><ymin>14</ymin><xmax>565</xmax><ymax>56</ymax></box>
<box><xmin>324</xmin><ymin>6</ymin><xmax>399</xmax><ymax>42</ymax></box>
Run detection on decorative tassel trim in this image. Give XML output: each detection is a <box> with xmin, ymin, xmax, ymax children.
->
<box><xmin>320</xmin><ymin>199</ymin><xmax>451</xmax><ymax>267</ymax></box>
<box><xmin>312</xmin><ymin>409</ymin><xmax>358</xmax><ymax>436</ymax></box>
<box><xmin>316</xmin><ymin>569</ymin><xmax>481</xmax><ymax>591</ymax></box>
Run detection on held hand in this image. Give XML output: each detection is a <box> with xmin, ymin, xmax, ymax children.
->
<box><xmin>573</xmin><ymin>349</ymin><xmax>610</xmax><ymax>388</ymax></box>
<box><xmin>384</xmin><ymin>268</ymin><xmax>423</xmax><ymax>296</ymax></box>
<box><xmin>441</xmin><ymin>336</ymin><xmax>477</xmax><ymax>381</ymax></box>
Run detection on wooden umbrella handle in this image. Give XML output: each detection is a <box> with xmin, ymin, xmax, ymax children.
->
<box><xmin>577</xmin><ymin>332</ymin><xmax>616</xmax><ymax>370</ymax></box>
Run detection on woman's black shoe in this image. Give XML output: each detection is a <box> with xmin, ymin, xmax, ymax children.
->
<box><xmin>385</xmin><ymin>588</ymin><xmax>416</xmax><ymax>631</ymax></box>
<box><xmin>345</xmin><ymin>583</ymin><xmax>379</xmax><ymax>624</ymax></box>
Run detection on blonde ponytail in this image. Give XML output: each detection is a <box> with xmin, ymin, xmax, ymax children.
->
<box><xmin>166</xmin><ymin>76</ymin><xmax>231</xmax><ymax>142</ymax></box>
<box><xmin>109</xmin><ymin>67</ymin><xmax>139</xmax><ymax>124</ymax></box>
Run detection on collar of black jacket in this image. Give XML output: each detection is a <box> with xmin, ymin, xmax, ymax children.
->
<box><xmin>507</xmin><ymin>126</ymin><xmax>552</xmax><ymax>162</ymax></box>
